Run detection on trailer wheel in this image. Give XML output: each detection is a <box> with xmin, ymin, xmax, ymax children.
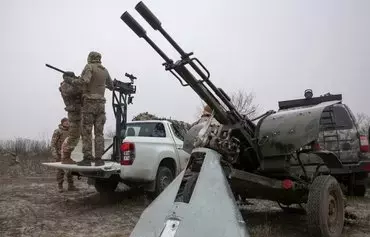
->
<box><xmin>307</xmin><ymin>175</ymin><xmax>344</xmax><ymax>237</ymax></box>
<box><xmin>94</xmin><ymin>178</ymin><xmax>119</xmax><ymax>194</ymax></box>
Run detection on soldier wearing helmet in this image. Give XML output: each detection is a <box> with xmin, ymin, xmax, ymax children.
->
<box><xmin>183</xmin><ymin>104</ymin><xmax>220</xmax><ymax>154</ymax></box>
<box><xmin>58</xmin><ymin>74</ymin><xmax>83</xmax><ymax>165</ymax></box>
<box><xmin>63</xmin><ymin>51</ymin><xmax>114</xmax><ymax>166</ymax></box>
<box><xmin>190</xmin><ymin>104</ymin><xmax>213</xmax><ymax>127</ymax></box>
<box><xmin>50</xmin><ymin>117</ymin><xmax>78</xmax><ymax>192</ymax></box>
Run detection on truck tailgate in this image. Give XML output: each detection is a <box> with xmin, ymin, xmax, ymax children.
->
<box><xmin>42</xmin><ymin>161</ymin><xmax>121</xmax><ymax>172</ymax></box>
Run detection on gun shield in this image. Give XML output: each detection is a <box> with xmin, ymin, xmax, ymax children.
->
<box><xmin>120</xmin><ymin>11</ymin><xmax>147</xmax><ymax>38</ymax></box>
<box><xmin>135</xmin><ymin>1</ymin><xmax>162</xmax><ymax>31</ymax></box>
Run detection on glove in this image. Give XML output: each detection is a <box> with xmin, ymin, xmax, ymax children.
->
<box><xmin>63</xmin><ymin>71</ymin><xmax>76</xmax><ymax>78</ymax></box>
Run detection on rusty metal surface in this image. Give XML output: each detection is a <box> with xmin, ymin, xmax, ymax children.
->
<box><xmin>258</xmin><ymin>100</ymin><xmax>341</xmax><ymax>157</ymax></box>
<box><xmin>129</xmin><ymin>147</ymin><xmax>249</xmax><ymax>237</ymax></box>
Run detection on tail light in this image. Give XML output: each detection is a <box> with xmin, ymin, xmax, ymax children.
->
<box><xmin>120</xmin><ymin>142</ymin><xmax>135</xmax><ymax>165</ymax></box>
<box><xmin>360</xmin><ymin>135</ymin><xmax>369</xmax><ymax>153</ymax></box>
<box><xmin>282</xmin><ymin>179</ymin><xmax>293</xmax><ymax>190</ymax></box>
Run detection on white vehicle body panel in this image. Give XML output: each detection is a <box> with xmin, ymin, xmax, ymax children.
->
<box><xmin>42</xmin><ymin>120</ymin><xmax>190</xmax><ymax>187</ymax></box>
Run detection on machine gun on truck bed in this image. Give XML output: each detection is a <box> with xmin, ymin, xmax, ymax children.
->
<box><xmin>120</xmin><ymin>2</ymin><xmax>370</xmax><ymax>237</ymax></box>
<box><xmin>45</xmin><ymin>63</ymin><xmax>137</xmax><ymax>163</ymax></box>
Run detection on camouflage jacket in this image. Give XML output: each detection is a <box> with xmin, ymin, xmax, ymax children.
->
<box><xmin>59</xmin><ymin>79</ymin><xmax>82</xmax><ymax>112</ymax></box>
<box><xmin>51</xmin><ymin>124</ymin><xmax>69</xmax><ymax>157</ymax></box>
<box><xmin>70</xmin><ymin>63</ymin><xmax>114</xmax><ymax>102</ymax></box>
<box><xmin>190</xmin><ymin>114</ymin><xmax>212</xmax><ymax>127</ymax></box>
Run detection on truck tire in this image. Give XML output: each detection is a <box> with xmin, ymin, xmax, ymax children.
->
<box><xmin>307</xmin><ymin>175</ymin><xmax>344</xmax><ymax>237</ymax></box>
<box><xmin>154</xmin><ymin>166</ymin><xmax>174</xmax><ymax>197</ymax></box>
<box><xmin>94</xmin><ymin>178</ymin><xmax>119</xmax><ymax>194</ymax></box>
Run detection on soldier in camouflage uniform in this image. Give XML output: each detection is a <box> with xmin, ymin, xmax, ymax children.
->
<box><xmin>51</xmin><ymin>118</ymin><xmax>78</xmax><ymax>192</ymax></box>
<box><xmin>63</xmin><ymin>51</ymin><xmax>114</xmax><ymax>166</ymax></box>
<box><xmin>190</xmin><ymin>104</ymin><xmax>213</xmax><ymax>127</ymax></box>
<box><xmin>59</xmin><ymin>73</ymin><xmax>83</xmax><ymax>165</ymax></box>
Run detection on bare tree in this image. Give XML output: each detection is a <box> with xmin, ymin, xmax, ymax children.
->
<box><xmin>195</xmin><ymin>89</ymin><xmax>259</xmax><ymax>119</ymax></box>
<box><xmin>356</xmin><ymin>112</ymin><xmax>370</xmax><ymax>135</ymax></box>
<box><xmin>230</xmin><ymin>89</ymin><xmax>259</xmax><ymax>118</ymax></box>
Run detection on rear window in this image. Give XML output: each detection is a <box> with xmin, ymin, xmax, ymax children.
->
<box><xmin>124</xmin><ymin>122</ymin><xmax>166</xmax><ymax>137</ymax></box>
<box><xmin>320</xmin><ymin>105</ymin><xmax>353</xmax><ymax>131</ymax></box>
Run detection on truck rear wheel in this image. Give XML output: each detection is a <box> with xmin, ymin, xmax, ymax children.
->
<box><xmin>307</xmin><ymin>175</ymin><xmax>344</xmax><ymax>237</ymax></box>
<box><xmin>94</xmin><ymin>178</ymin><xmax>119</xmax><ymax>194</ymax></box>
<box><xmin>154</xmin><ymin>166</ymin><xmax>174</xmax><ymax>197</ymax></box>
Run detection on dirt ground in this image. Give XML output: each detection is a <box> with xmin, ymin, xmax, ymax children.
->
<box><xmin>0</xmin><ymin>175</ymin><xmax>369</xmax><ymax>237</ymax></box>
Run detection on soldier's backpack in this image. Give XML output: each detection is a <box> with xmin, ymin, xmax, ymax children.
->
<box><xmin>59</xmin><ymin>80</ymin><xmax>82</xmax><ymax>112</ymax></box>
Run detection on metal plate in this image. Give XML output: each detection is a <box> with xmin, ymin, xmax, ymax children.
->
<box><xmin>258</xmin><ymin>100</ymin><xmax>341</xmax><ymax>157</ymax></box>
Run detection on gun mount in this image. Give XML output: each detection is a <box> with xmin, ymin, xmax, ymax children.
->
<box><xmin>108</xmin><ymin>74</ymin><xmax>137</xmax><ymax>162</ymax></box>
<box><xmin>120</xmin><ymin>3</ymin><xmax>355</xmax><ymax>237</ymax></box>
<box><xmin>120</xmin><ymin>1</ymin><xmax>271</xmax><ymax>171</ymax></box>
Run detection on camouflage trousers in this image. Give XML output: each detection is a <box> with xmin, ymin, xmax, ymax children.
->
<box><xmin>62</xmin><ymin>110</ymin><xmax>81</xmax><ymax>154</ymax></box>
<box><xmin>81</xmin><ymin>99</ymin><xmax>106</xmax><ymax>159</ymax></box>
<box><xmin>56</xmin><ymin>155</ymin><xmax>73</xmax><ymax>184</ymax></box>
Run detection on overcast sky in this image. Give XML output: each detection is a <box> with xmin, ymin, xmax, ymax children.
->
<box><xmin>0</xmin><ymin>0</ymin><xmax>369</xmax><ymax>140</ymax></box>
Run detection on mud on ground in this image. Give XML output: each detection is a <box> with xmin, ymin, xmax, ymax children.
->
<box><xmin>0</xmin><ymin>175</ymin><xmax>369</xmax><ymax>237</ymax></box>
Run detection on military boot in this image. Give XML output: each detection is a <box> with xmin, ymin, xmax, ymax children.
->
<box><xmin>77</xmin><ymin>156</ymin><xmax>92</xmax><ymax>166</ymax></box>
<box><xmin>94</xmin><ymin>157</ymin><xmax>105</xmax><ymax>166</ymax></box>
<box><xmin>61</xmin><ymin>151</ymin><xmax>76</xmax><ymax>164</ymax></box>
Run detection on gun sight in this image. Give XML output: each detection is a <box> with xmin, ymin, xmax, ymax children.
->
<box><xmin>125</xmin><ymin>72</ymin><xmax>137</xmax><ymax>80</ymax></box>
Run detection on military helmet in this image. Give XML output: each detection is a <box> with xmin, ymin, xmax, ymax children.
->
<box><xmin>87</xmin><ymin>51</ymin><xmax>102</xmax><ymax>63</ymax></box>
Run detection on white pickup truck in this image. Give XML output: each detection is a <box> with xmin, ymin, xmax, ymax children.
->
<box><xmin>44</xmin><ymin>120</ymin><xmax>191</xmax><ymax>197</ymax></box>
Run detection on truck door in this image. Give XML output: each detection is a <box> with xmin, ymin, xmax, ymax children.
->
<box><xmin>319</xmin><ymin>104</ymin><xmax>359</xmax><ymax>163</ymax></box>
<box><xmin>169</xmin><ymin>123</ymin><xmax>191</xmax><ymax>171</ymax></box>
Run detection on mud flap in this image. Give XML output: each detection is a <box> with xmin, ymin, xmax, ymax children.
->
<box><xmin>129</xmin><ymin>147</ymin><xmax>249</xmax><ymax>237</ymax></box>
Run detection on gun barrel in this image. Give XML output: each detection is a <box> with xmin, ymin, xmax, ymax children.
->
<box><xmin>122</xmin><ymin>2</ymin><xmax>243</xmax><ymax>124</ymax></box>
<box><xmin>133</xmin><ymin>2</ymin><xmax>243</xmax><ymax>122</ymax></box>
<box><xmin>120</xmin><ymin>11</ymin><xmax>147</xmax><ymax>38</ymax></box>
<box><xmin>45</xmin><ymin>64</ymin><xmax>65</xmax><ymax>74</ymax></box>
<box><xmin>135</xmin><ymin>1</ymin><xmax>162</xmax><ymax>31</ymax></box>
<box><xmin>121</xmin><ymin>12</ymin><xmax>173</xmax><ymax>64</ymax></box>
<box><xmin>135</xmin><ymin>2</ymin><xmax>187</xmax><ymax>57</ymax></box>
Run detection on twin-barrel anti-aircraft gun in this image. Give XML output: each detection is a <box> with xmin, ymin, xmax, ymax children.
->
<box><xmin>119</xmin><ymin>2</ymin><xmax>370</xmax><ymax>237</ymax></box>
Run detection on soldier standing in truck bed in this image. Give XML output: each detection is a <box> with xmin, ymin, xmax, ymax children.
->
<box><xmin>59</xmin><ymin>73</ymin><xmax>83</xmax><ymax>165</ymax></box>
<box><xmin>63</xmin><ymin>51</ymin><xmax>114</xmax><ymax>166</ymax></box>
